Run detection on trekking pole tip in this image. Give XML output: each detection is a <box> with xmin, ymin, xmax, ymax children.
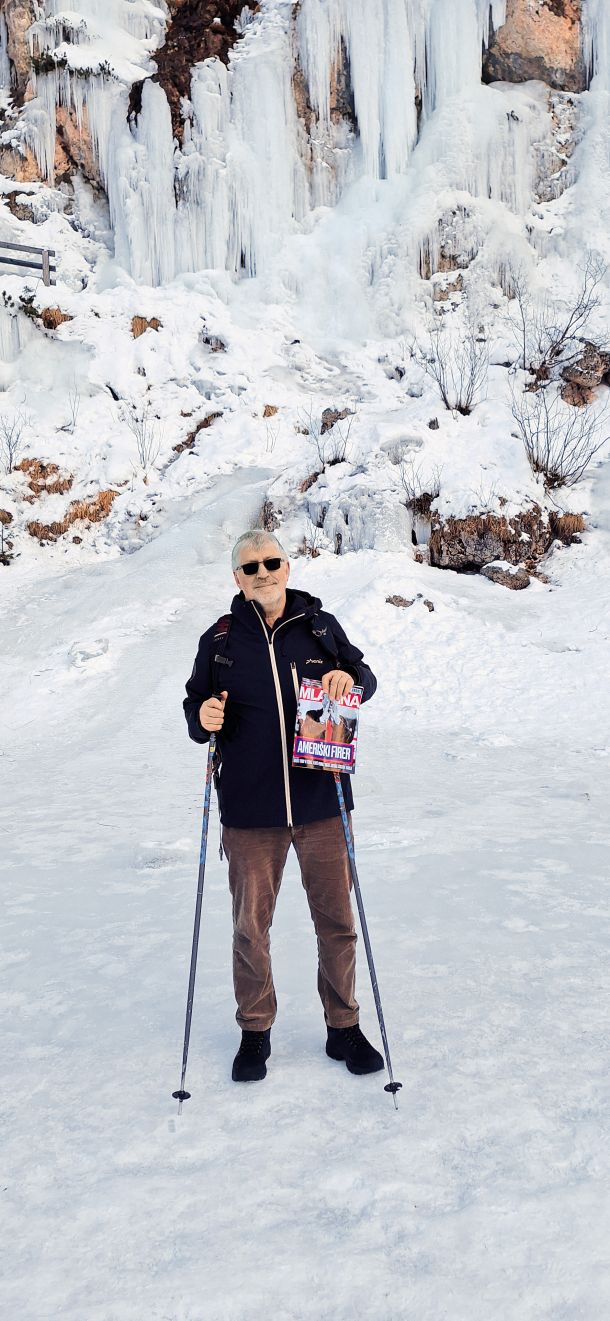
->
<box><xmin>384</xmin><ymin>1080</ymin><xmax>402</xmax><ymax>1109</ymax></box>
<box><xmin>172</xmin><ymin>1089</ymin><xmax>191</xmax><ymax>1114</ymax></box>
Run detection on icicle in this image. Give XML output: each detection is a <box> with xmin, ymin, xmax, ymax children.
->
<box><xmin>0</xmin><ymin>308</ymin><xmax>31</xmax><ymax>363</ymax></box>
<box><xmin>583</xmin><ymin>0</ymin><xmax>610</xmax><ymax>92</ymax></box>
<box><xmin>422</xmin><ymin>0</ymin><xmax>507</xmax><ymax>117</ymax></box>
<box><xmin>296</xmin><ymin>0</ymin><xmax>418</xmax><ymax>181</ymax></box>
<box><xmin>0</xmin><ymin>12</ymin><xmax>12</xmax><ymax>89</ymax></box>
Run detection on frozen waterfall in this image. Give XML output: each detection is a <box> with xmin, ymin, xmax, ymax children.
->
<box><xmin>20</xmin><ymin>0</ymin><xmax>607</xmax><ymax>288</ymax></box>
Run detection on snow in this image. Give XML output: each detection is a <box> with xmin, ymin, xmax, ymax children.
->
<box><xmin>1</xmin><ymin>0</ymin><xmax>610</xmax><ymax>1314</ymax></box>
<box><xmin>2</xmin><ymin>459</ymin><xmax>610</xmax><ymax>1318</ymax></box>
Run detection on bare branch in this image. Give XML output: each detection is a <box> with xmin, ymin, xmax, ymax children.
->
<box><xmin>414</xmin><ymin>314</ymin><xmax>488</xmax><ymax>415</ymax></box>
<box><xmin>297</xmin><ymin>404</ymin><xmax>356</xmax><ymax>469</ymax></box>
<box><xmin>511</xmin><ymin>382</ymin><xmax>609</xmax><ymax>488</ymax></box>
<box><xmin>122</xmin><ymin>400</ymin><xmax>162</xmax><ymax>476</ymax></box>
<box><xmin>0</xmin><ymin>405</ymin><xmax>31</xmax><ymax>474</ymax></box>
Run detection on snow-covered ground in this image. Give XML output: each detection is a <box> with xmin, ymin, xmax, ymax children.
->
<box><xmin>1</xmin><ymin>445</ymin><xmax>610</xmax><ymax>1319</ymax></box>
<box><xmin>2</xmin><ymin>1</ymin><xmax>610</xmax><ymax>1315</ymax></box>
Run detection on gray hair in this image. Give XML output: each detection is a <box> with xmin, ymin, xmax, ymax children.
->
<box><xmin>231</xmin><ymin>529</ymin><xmax>288</xmax><ymax>571</ymax></box>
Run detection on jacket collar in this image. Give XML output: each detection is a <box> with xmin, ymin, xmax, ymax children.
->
<box><xmin>230</xmin><ymin>587</ymin><xmax>322</xmax><ymax>632</ymax></box>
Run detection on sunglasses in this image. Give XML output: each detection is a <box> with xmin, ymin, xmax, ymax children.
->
<box><xmin>237</xmin><ymin>557</ymin><xmax>284</xmax><ymax>576</ymax></box>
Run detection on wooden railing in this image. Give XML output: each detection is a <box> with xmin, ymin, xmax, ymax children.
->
<box><xmin>0</xmin><ymin>240</ymin><xmax>56</xmax><ymax>285</ymax></box>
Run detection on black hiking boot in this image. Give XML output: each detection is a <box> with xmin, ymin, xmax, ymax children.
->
<box><xmin>232</xmin><ymin>1028</ymin><xmax>271</xmax><ymax>1083</ymax></box>
<box><xmin>326</xmin><ymin>1024</ymin><xmax>384</xmax><ymax>1075</ymax></box>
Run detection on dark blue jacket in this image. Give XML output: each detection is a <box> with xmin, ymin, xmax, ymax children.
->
<box><xmin>183</xmin><ymin>588</ymin><xmax>377</xmax><ymax>829</ymax></box>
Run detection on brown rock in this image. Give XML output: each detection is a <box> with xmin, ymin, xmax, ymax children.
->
<box><xmin>562</xmin><ymin>338</ymin><xmax>610</xmax><ymax>388</ymax></box>
<box><xmin>481</xmin><ymin>562</ymin><xmax>531</xmax><ymax>589</ymax></box>
<box><xmin>1</xmin><ymin>0</ymin><xmax>37</xmax><ymax>103</ymax></box>
<box><xmin>151</xmin><ymin>2</ymin><xmax>259</xmax><ymax>143</ymax></box>
<box><xmin>132</xmin><ymin>316</ymin><xmax>162</xmax><ymax>338</ymax></box>
<box><xmin>321</xmin><ymin>406</ymin><xmax>353</xmax><ymax>435</ymax></box>
<box><xmin>432</xmin><ymin>273</ymin><xmax>464</xmax><ymax>303</ymax></box>
<box><xmin>54</xmin><ymin>105</ymin><xmax>102</xmax><ymax>186</ymax></box>
<box><xmin>483</xmin><ymin>0</ymin><xmax>586</xmax><ymax>93</ymax></box>
<box><xmin>386</xmin><ymin>593</ymin><xmax>435</xmax><ymax>611</ymax></box>
<box><xmin>0</xmin><ymin>145</ymin><xmax>44</xmax><ymax>184</ymax></box>
<box><xmin>429</xmin><ymin>506</ymin><xmax>551</xmax><ymax>570</ymax></box>
<box><xmin>200</xmin><ymin>328</ymin><xmax>226</xmax><ymax>352</ymax></box>
<box><xmin>263</xmin><ymin>404</ymin><xmax>278</xmax><ymax>418</ymax></box>
<box><xmin>171</xmin><ymin>411</ymin><xmax>223</xmax><ymax>455</ymax></box>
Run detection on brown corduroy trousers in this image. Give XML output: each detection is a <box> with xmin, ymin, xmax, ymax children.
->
<box><xmin>221</xmin><ymin>815</ymin><xmax>359</xmax><ymax>1031</ymax></box>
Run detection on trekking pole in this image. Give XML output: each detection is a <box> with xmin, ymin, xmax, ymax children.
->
<box><xmin>333</xmin><ymin>772</ymin><xmax>403</xmax><ymax>1109</ymax></box>
<box><xmin>172</xmin><ymin>730</ymin><xmax>217</xmax><ymax>1113</ymax></box>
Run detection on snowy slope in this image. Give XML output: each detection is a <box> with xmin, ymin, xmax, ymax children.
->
<box><xmin>1</xmin><ymin>453</ymin><xmax>610</xmax><ymax>1319</ymax></box>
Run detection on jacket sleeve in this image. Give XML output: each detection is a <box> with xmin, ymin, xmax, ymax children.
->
<box><xmin>324</xmin><ymin>614</ymin><xmax>377</xmax><ymax>704</ymax></box>
<box><xmin>183</xmin><ymin>629</ymin><xmax>214</xmax><ymax>744</ymax></box>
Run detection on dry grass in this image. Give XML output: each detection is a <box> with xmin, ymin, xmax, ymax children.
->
<box><xmin>40</xmin><ymin>308</ymin><xmax>73</xmax><ymax>331</ymax></box>
<box><xmin>16</xmin><ymin>458</ymin><xmax>74</xmax><ymax>499</ymax></box>
<box><xmin>263</xmin><ymin>404</ymin><xmax>278</xmax><ymax>418</ymax></box>
<box><xmin>549</xmin><ymin>511</ymin><xmax>586</xmax><ymax>542</ymax></box>
<box><xmin>131</xmin><ymin>316</ymin><xmax>162</xmax><ymax>338</ymax></box>
<box><xmin>27</xmin><ymin>489</ymin><xmax>119</xmax><ymax>542</ymax></box>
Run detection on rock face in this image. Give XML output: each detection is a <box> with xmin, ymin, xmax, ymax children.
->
<box><xmin>1</xmin><ymin>0</ymin><xmax>36</xmax><ymax>103</ymax></box>
<box><xmin>429</xmin><ymin>507</ymin><xmax>550</xmax><ymax>571</ymax></box>
<box><xmin>428</xmin><ymin>505</ymin><xmax>584</xmax><ymax>573</ymax></box>
<box><xmin>481</xmin><ymin>561</ymin><xmax>531</xmax><ymax>589</ymax></box>
<box><xmin>483</xmin><ymin>0</ymin><xmax>586</xmax><ymax>93</ymax></box>
<box><xmin>561</xmin><ymin>341</ymin><xmax>610</xmax><ymax>405</ymax></box>
<box><xmin>149</xmin><ymin>1</ymin><xmax>256</xmax><ymax>142</ymax></box>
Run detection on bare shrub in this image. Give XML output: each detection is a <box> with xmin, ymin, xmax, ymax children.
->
<box><xmin>59</xmin><ymin>382</ymin><xmax>80</xmax><ymax>434</ymax></box>
<box><xmin>0</xmin><ymin>406</ymin><xmax>31</xmax><ymax>473</ymax></box>
<box><xmin>398</xmin><ymin>458</ymin><xmax>442</xmax><ymax>517</ymax></box>
<box><xmin>296</xmin><ymin>519</ymin><xmax>322</xmax><ymax>558</ymax></box>
<box><xmin>412</xmin><ymin>316</ymin><xmax>488</xmax><ymax>415</ymax></box>
<box><xmin>298</xmin><ymin>404</ymin><xmax>355</xmax><ymax>468</ymax></box>
<box><xmin>511</xmin><ymin>383</ymin><xmax>609</xmax><ymax>488</ymax></box>
<box><xmin>265</xmin><ymin>416</ymin><xmax>280</xmax><ymax>453</ymax></box>
<box><xmin>123</xmin><ymin>400</ymin><xmax>162</xmax><ymax>476</ymax></box>
<box><xmin>507</xmin><ymin>254</ymin><xmax>607</xmax><ymax>383</ymax></box>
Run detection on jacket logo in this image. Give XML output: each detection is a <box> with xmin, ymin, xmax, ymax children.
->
<box><xmin>305</xmin><ymin>658</ymin><xmax>324</xmax><ymax>664</ymax></box>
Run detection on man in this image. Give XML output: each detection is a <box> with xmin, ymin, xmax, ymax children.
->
<box><xmin>183</xmin><ymin>530</ymin><xmax>383</xmax><ymax>1083</ymax></box>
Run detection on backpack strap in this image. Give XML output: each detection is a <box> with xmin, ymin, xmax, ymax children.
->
<box><xmin>211</xmin><ymin>614</ymin><xmax>233</xmax><ymax>695</ymax></box>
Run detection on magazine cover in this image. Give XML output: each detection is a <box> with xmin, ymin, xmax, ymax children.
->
<box><xmin>292</xmin><ymin>679</ymin><xmax>363</xmax><ymax>774</ymax></box>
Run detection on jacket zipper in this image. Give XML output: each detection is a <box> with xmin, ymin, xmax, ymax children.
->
<box><xmin>290</xmin><ymin>661</ymin><xmax>300</xmax><ymax>702</ymax></box>
<box><xmin>253</xmin><ymin>608</ymin><xmax>305</xmax><ymax>830</ymax></box>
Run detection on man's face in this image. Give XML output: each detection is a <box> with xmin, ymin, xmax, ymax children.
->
<box><xmin>233</xmin><ymin>540</ymin><xmax>290</xmax><ymax>613</ymax></box>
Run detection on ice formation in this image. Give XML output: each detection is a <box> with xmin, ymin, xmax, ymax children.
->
<box><xmin>11</xmin><ymin>0</ymin><xmax>610</xmax><ymax>287</ymax></box>
<box><xmin>0</xmin><ymin>13</ymin><xmax>11</xmax><ymax>91</ymax></box>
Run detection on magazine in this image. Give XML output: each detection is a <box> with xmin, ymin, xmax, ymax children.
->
<box><xmin>292</xmin><ymin>678</ymin><xmax>363</xmax><ymax>774</ymax></box>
